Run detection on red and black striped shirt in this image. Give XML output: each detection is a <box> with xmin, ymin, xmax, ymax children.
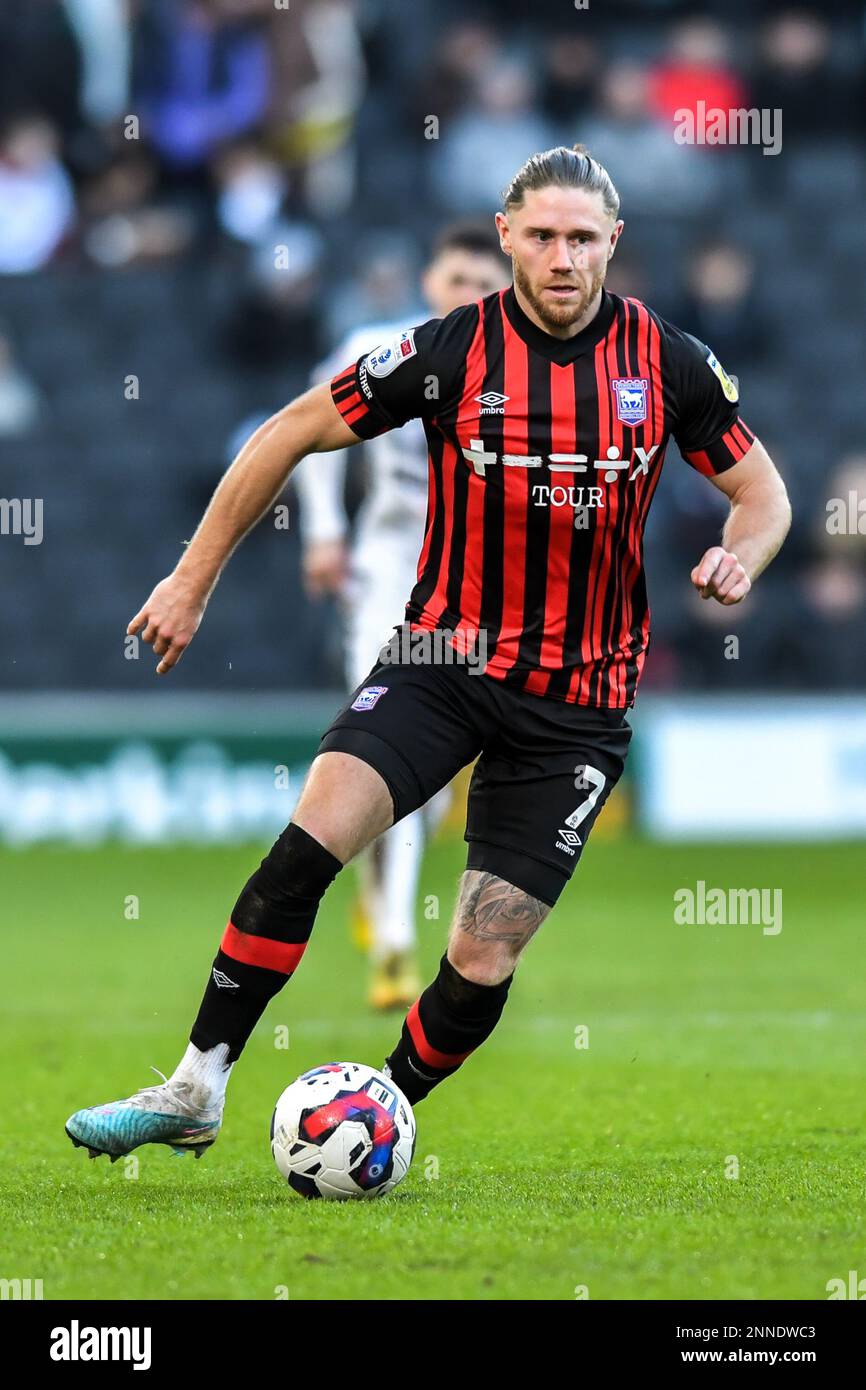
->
<box><xmin>330</xmin><ymin>287</ymin><xmax>755</xmax><ymax>709</ymax></box>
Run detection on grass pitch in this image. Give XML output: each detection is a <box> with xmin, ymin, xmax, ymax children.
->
<box><xmin>1</xmin><ymin>834</ymin><xmax>863</xmax><ymax>1300</ymax></box>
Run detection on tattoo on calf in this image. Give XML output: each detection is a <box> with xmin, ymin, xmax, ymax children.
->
<box><xmin>456</xmin><ymin>871</ymin><xmax>549</xmax><ymax>946</ymax></box>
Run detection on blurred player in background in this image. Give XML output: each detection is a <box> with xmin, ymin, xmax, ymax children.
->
<box><xmin>296</xmin><ymin>224</ymin><xmax>509</xmax><ymax>1009</ymax></box>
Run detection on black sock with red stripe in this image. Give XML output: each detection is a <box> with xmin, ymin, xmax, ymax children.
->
<box><xmin>384</xmin><ymin>954</ymin><xmax>514</xmax><ymax>1104</ymax></box>
<box><xmin>190</xmin><ymin>822</ymin><xmax>342</xmax><ymax>1063</ymax></box>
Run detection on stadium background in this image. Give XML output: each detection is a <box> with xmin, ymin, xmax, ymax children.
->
<box><xmin>0</xmin><ymin>0</ymin><xmax>865</xmax><ymax>843</ymax></box>
<box><xmin>1</xmin><ymin>0</ymin><xmax>865</xmax><ymax>1303</ymax></box>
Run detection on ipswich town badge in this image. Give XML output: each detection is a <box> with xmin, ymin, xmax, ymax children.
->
<box><xmin>611</xmin><ymin>377</ymin><xmax>649</xmax><ymax>426</ymax></box>
<box><xmin>351</xmin><ymin>685</ymin><xmax>388</xmax><ymax>711</ymax></box>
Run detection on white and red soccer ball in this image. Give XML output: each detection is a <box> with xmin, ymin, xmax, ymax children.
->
<box><xmin>271</xmin><ymin>1062</ymin><xmax>416</xmax><ymax>1200</ymax></box>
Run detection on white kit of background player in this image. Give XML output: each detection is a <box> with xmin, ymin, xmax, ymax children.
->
<box><xmin>296</xmin><ymin>320</ymin><xmax>451</xmax><ymax>1007</ymax></box>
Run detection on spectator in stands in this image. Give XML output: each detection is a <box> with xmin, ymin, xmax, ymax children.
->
<box><xmin>788</xmin><ymin>553</ymin><xmax>866</xmax><ymax>687</ymax></box>
<box><xmin>80</xmin><ymin>140</ymin><xmax>197</xmax><ymax>267</ymax></box>
<box><xmin>775</xmin><ymin>454</ymin><xmax>866</xmax><ymax>688</ymax></box>
<box><xmin>753</xmin><ymin>10</ymin><xmax>865</xmax><ymax>143</ymax></box>
<box><xmin>603</xmin><ymin>247</ymin><xmax>652</xmax><ymax>303</ymax></box>
<box><xmin>263</xmin><ymin>0</ymin><xmax>366</xmax><ymax>217</ymax></box>
<box><xmin>667</xmin><ymin>451</ymin><xmax>865</xmax><ymax>691</ymax></box>
<box><xmin>579</xmin><ymin>61</ymin><xmax>724</xmax><ymax>215</ymax></box>
<box><xmin>674</xmin><ymin>239</ymin><xmax>769</xmax><ymax>367</ymax></box>
<box><xmin>213</xmin><ymin>141</ymin><xmax>287</xmax><ymax>246</ymax></box>
<box><xmin>0</xmin><ymin>117</ymin><xmax>75</xmax><ymax>274</ymax></box>
<box><xmin>0</xmin><ymin>1</ymin><xmax>83</xmax><ymax>140</ymax></box>
<box><xmin>429</xmin><ymin>58</ymin><xmax>555</xmax><ymax>212</ymax></box>
<box><xmin>647</xmin><ymin>16</ymin><xmax>749</xmax><ymax>133</ymax></box>
<box><xmin>412</xmin><ymin>20</ymin><xmax>504</xmax><ymax>126</ymax></box>
<box><xmin>666</xmin><ymin>573</ymin><xmax>792</xmax><ymax>691</ymax></box>
<box><xmin>132</xmin><ymin>0</ymin><xmax>270</xmax><ymax>174</ymax></box>
<box><xmin>62</xmin><ymin>0</ymin><xmax>131</xmax><ymax>128</ymax></box>
<box><xmin>0</xmin><ymin>329</ymin><xmax>41</xmax><ymax>436</ymax></box>
<box><xmin>222</xmin><ymin>219</ymin><xmax>325</xmax><ymax>368</ymax></box>
<box><xmin>539</xmin><ymin>30</ymin><xmax>600</xmax><ymax>126</ymax></box>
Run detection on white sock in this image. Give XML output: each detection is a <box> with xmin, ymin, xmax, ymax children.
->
<box><xmin>170</xmin><ymin>1042</ymin><xmax>233</xmax><ymax>1110</ymax></box>
<box><xmin>373</xmin><ymin>811</ymin><xmax>424</xmax><ymax>959</ymax></box>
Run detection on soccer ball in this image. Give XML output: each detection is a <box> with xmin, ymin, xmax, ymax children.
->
<box><xmin>270</xmin><ymin>1061</ymin><xmax>416</xmax><ymax>1200</ymax></box>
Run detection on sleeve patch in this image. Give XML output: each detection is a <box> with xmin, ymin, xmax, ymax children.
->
<box><xmin>365</xmin><ymin>329</ymin><xmax>418</xmax><ymax>378</ymax></box>
<box><xmin>705</xmin><ymin>348</ymin><xmax>739</xmax><ymax>403</ymax></box>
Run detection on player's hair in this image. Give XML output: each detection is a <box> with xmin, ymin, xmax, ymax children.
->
<box><xmin>429</xmin><ymin>220</ymin><xmax>506</xmax><ymax>263</ymax></box>
<box><xmin>502</xmin><ymin>144</ymin><xmax>621</xmax><ymax>219</ymax></box>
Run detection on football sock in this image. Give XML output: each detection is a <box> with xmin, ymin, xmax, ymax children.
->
<box><xmin>384</xmin><ymin>953</ymin><xmax>514</xmax><ymax>1103</ymax></box>
<box><xmin>190</xmin><ymin>822</ymin><xmax>343</xmax><ymax>1064</ymax></box>
<box><xmin>169</xmin><ymin>1041</ymin><xmax>233</xmax><ymax>1112</ymax></box>
<box><xmin>373</xmin><ymin>810</ymin><xmax>424</xmax><ymax>959</ymax></box>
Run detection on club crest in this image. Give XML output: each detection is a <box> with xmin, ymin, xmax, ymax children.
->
<box><xmin>611</xmin><ymin>377</ymin><xmax>649</xmax><ymax>426</ymax></box>
<box><xmin>351</xmin><ymin>685</ymin><xmax>389</xmax><ymax>711</ymax></box>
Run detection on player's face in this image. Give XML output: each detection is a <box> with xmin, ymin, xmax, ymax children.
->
<box><xmin>496</xmin><ymin>187</ymin><xmax>624</xmax><ymax>336</ymax></box>
<box><xmin>422</xmin><ymin>248</ymin><xmax>510</xmax><ymax>317</ymax></box>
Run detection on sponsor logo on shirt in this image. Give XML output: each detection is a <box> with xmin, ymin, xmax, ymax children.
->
<box><xmin>461</xmin><ymin>439</ymin><xmax>660</xmax><ymax>487</ymax></box>
<box><xmin>474</xmin><ymin>391</ymin><xmax>510</xmax><ymax>414</ymax></box>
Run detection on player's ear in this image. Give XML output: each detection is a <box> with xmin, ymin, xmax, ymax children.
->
<box><xmin>494</xmin><ymin>211</ymin><xmax>512</xmax><ymax>256</ymax></box>
<box><xmin>608</xmin><ymin>219</ymin><xmax>625</xmax><ymax>259</ymax></box>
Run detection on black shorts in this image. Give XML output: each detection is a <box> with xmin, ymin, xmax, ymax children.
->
<box><xmin>316</xmin><ymin>650</ymin><xmax>632</xmax><ymax>906</ymax></box>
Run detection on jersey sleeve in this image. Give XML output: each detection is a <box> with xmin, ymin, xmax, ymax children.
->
<box><xmin>666</xmin><ymin>327</ymin><xmax>756</xmax><ymax>477</ymax></box>
<box><xmin>330</xmin><ymin>319</ymin><xmax>441</xmax><ymax>439</ymax></box>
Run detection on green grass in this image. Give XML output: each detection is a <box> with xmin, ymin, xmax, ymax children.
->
<box><xmin>1</xmin><ymin>835</ymin><xmax>864</xmax><ymax>1300</ymax></box>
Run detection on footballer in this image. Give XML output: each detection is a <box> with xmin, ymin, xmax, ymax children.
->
<box><xmin>66</xmin><ymin>146</ymin><xmax>791</xmax><ymax>1159</ymax></box>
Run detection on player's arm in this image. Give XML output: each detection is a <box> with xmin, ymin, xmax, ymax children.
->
<box><xmin>129</xmin><ymin>383</ymin><xmax>362</xmax><ymax>674</ymax></box>
<box><xmin>691</xmin><ymin>439</ymin><xmax>792</xmax><ymax>605</ymax></box>
<box><xmin>667</xmin><ymin>326</ymin><xmax>791</xmax><ymax>606</ymax></box>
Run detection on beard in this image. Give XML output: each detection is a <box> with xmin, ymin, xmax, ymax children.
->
<box><xmin>512</xmin><ymin>255</ymin><xmax>608</xmax><ymax>333</ymax></box>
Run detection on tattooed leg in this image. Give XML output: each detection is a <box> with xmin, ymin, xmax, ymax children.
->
<box><xmin>449</xmin><ymin>869</ymin><xmax>550</xmax><ymax>985</ymax></box>
<box><xmin>383</xmin><ymin>869</ymin><xmax>548</xmax><ymax>1102</ymax></box>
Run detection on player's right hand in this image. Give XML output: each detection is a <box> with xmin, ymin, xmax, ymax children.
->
<box><xmin>127</xmin><ymin>573</ymin><xmax>208</xmax><ymax>675</ymax></box>
<box><xmin>302</xmin><ymin>539</ymin><xmax>348</xmax><ymax>598</ymax></box>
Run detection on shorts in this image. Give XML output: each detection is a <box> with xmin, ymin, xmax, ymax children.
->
<box><xmin>316</xmin><ymin>640</ymin><xmax>632</xmax><ymax>906</ymax></box>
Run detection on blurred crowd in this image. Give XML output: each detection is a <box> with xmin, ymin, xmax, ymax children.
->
<box><xmin>1</xmin><ymin>0</ymin><xmax>865</xmax><ymax>692</ymax></box>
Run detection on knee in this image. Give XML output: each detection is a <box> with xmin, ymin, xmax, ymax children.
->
<box><xmin>294</xmin><ymin>751</ymin><xmax>394</xmax><ymax>862</ymax></box>
<box><xmin>233</xmin><ymin>822</ymin><xmax>342</xmax><ymax>931</ymax></box>
<box><xmin>447</xmin><ymin>936</ymin><xmax>518</xmax><ymax>988</ymax></box>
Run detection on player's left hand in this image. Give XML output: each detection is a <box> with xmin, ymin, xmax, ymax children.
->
<box><xmin>690</xmin><ymin>547</ymin><xmax>751</xmax><ymax>605</ymax></box>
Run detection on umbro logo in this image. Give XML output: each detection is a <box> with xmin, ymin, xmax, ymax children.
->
<box><xmin>212</xmin><ymin>968</ymin><xmax>239</xmax><ymax>990</ymax></box>
<box><xmin>475</xmin><ymin>391</ymin><xmax>510</xmax><ymax>414</ymax></box>
<box><xmin>555</xmin><ymin>827</ymin><xmax>582</xmax><ymax>856</ymax></box>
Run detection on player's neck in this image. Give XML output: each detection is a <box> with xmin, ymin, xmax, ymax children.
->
<box><xmin>511</xmin><ymin>281</ymin><xmax>604</xmax><ymax>341</ymax></box>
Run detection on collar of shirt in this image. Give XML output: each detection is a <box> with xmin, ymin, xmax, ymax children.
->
<box><xmin>502</xmin><ymin>285</ymin><xmax>616</xmax><ymax>365</ymax></box>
